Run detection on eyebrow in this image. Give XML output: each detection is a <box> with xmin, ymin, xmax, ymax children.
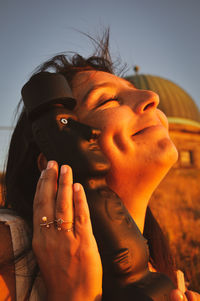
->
<box><xmin>81</xmin><ymin>80</ymin><xmax>136</xmax><ymax>104</ymax></box>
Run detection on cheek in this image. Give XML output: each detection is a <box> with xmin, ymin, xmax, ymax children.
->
<box><xmin>78</xmin><ymin>110</ymin><xmax>118</xmax><ymax>132</ymax></box>
<box><xmin>103</xmin><ymin>134</ymin><xmax>178</xmax><ymax>178</ymax></box>
<box><xmin>77</xmin><ymin>111</ymin><xmax>119</xmax><ymax>163</ymax></box>
<box><xmin>156</xmin><ymin>109</ymin><xmax>169</xmax><ymax>130</ymax></box>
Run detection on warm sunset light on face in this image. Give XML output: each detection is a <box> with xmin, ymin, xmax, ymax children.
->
<box><xmin>71</xmin><ymin>70</ymin><xmax>178</xmax><ymax>231</ymax></box>
<box><xmin>1</xmin><ymin>1</ymin><xmax>200</xmax><ymax>294</ymax></box>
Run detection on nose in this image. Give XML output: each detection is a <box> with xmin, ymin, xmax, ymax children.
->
<box><xmin>131</xmin><ymin>90</ymin><xmax>159</xmax><ymax>114</ymax></box>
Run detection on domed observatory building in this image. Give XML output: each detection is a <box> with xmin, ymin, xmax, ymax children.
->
<box><xmin>126</xmin><ymin>71</ymin><xmax>200</xmax><ymax>290</ymax></box>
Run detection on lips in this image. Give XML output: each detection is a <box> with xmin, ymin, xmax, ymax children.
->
<box><xmin>133</xmin><ymin>127</ymin><xmax>149</xmax><ymax>136</ymax></box>
<box><xmin>132</xmin><ymin>124</ymin><xmax>158</xmax><ymax>136</ymax></box>
<box><xmin>132</xmin><ymin>123</ymin><xmax>163</xmax><ymax>136</ymax></box>
<box><xmin>132</xmin><ymin>111</ymin><xmax>168</xmax><ymax>137</ymax></box>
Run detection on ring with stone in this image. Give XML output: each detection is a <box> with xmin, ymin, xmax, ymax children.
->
<box><xmin>40</xmin><ymin>216</ymin><xmax>54</xmax><ymax>228</ymax></box>
<box><xmin>54</xmin><ymin>218</ymin><xmax>74</xmax><ymax>231</ymax></box>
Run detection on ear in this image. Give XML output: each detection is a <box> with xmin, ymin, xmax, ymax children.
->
<box><xmin>37</xmin><ymin>153</ymin><xmax>48</xmax><ymax>172</ymax></box>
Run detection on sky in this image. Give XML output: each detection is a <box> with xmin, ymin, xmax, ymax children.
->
<box><xmin>0</xmin><ymin>0</ymin><xmax>200</xmax><ymax>169</ymax></box>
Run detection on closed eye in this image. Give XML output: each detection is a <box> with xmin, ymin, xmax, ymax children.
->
<box><xmin>96</xmin><ymin>98</ymin><xmax>119</xmax><ymax>108</ymax></box>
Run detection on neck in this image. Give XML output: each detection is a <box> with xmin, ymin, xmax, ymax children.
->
<box><xmin>118</xmin><ymin>189</ymin><xmax>152</xmax><ymax>233</ymax></box>
<box><xmin>127</xmin><ymin>200</ymin><xmax>148</xmax><ymax>234</ymax></box>
<box><xmin>106</xmin><ymin>173</ymin><xmax>159</xmax><ymax>234</ymax></box>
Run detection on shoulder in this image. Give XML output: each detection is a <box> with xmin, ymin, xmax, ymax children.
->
<box><xmin>0</xmin><ymin>222</ymin><xmax>16</xmax><ymax>301</ymax></box>
<box><xmin>0</xmin><ymin>209</ymin><xmax>30</xmax><ymax>257</ymax></box>
<box><xmin>0</xmin><ymin>222</ymin><xmax>14</xmax><ymax>263</ymax></box>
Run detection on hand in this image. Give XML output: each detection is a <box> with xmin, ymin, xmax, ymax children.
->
<box><xmin>32</xmin><ymin>161</ymin><xmax>102</xmax><ymax>301</ymax></box>
<box><xmin>170</xmin><ymin>289</ymin><xmax>200</xmax><ymax>301</ymax></box>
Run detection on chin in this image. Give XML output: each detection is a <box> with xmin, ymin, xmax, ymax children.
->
<box><xmin>106</xmin><ymin>137</ymin><xmax>178</xmax><ymax>197</ymax></box>
<box><xmin>150</xmin><ymin>137</ymin><xmax>178</xmax><ymax>184</ymax></box>
<box><xmin>140</xmin><ymin>140</ymin><xmax>178</xmax><ymax>200</ymax></box>
<box><xmin>158</xmin><ymin>137</ymin><xmax>178</xmax><ymax>164</ymax></box>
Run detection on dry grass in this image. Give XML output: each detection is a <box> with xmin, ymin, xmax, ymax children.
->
<box><xmin>150</xmin><ymin>168</ymin><xmax>200</xmax><ymax>292</ymax></box>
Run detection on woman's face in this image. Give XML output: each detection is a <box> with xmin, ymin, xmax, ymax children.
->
<box><xmin>72</xmin><ymin>70</ymin><xmax>178</xmax><ymax>201</ymax></box>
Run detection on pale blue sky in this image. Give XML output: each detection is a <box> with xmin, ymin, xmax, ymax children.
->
<box><xmin>0</xmin><ymin>0</ymin><xmax>200</xmax><ymax>168</ymax></box>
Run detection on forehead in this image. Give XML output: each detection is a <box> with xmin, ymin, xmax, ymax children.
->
<box><xmin>72</xmin><ymin>70</ymin><xmax>134</xmax><ymax>101</ymax></box>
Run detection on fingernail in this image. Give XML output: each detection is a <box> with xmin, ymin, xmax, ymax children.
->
<box><xmin>47</xmin><ymin>161</ymin><xmax>54</xmax><ymax>169</ymax></box>
<box><xmin>177</xmin><ymin>290</ymin><xmax>184</xmax><ymax>300</ymax></box>
<box><xmin>61</xmin><ymin>165</ymin><xmax>68</xmax><ymax>174</ymax></box>
<box><xmin>74</xmin><ymin>183</ymin><xmax>80</xmax><ymax>192</ymax></box>
<box><xmin>40</xmin><ymin>170</ymin><xmax>45</xmax><ymax>178</ymax></box>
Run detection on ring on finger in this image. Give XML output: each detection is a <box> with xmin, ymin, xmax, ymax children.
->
<box><xmin>54</xmin><ymin>218</ymin><xmax>74</xmax><ymax>231</ymax></box>
<box><xmin>63</xmin><ymin>227</ymin><xmax>74</xmax><ymax>232</ymax></box>
<box><xmin>40</xmin><ymin>216</ymin><xmax>54</xmax><ymax>229</ymax></box>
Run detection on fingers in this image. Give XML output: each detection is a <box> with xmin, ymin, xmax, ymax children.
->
<box><xmin>55</xmin><ymin>165</ymin><xmax>74</xmax><ymax>231</ymax></box>
<box><xmin>33</xmin><ymin>161</ymin><xmax>93</xmax><ymax>240</ymax></box>
<box><xmin>73</xmin><ymin>183</ymin><xmax>94</xmax><ymax>239</ymax></box>
<box><xmin>170</xmin><ymin>289</ymin><xmax>200</xmax><ymax>301</ymax></box>
<box><xmin>185</xmin><ymin>290</ymin><xmax>200</xmax><ymax>301</ymax></box>
<box><xmin>170</xmin><ymin>289</ymin><xmax>186</xmax><ymax>300</ymax></box>
<box><xmin>33</xmin><ymin>161</ymin><xmax>58</xmax><ymax>234</ymax></box>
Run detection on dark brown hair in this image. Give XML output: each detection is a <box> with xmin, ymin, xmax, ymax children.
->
<box><xmin>2</xmin><ymin>29</ymin><xmax>177</xmax><ymax>287</ymax></box>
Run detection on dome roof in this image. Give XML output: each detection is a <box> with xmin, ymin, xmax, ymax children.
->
<box><xmin>126</xmin><ymin>74</ymin><xmax>200</xmax><ymax>126</ymax></box>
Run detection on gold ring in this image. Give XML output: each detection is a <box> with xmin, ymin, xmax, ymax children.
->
<box><xmin>54</xmin><ymin>218</ymin><xmax>74</xmax><ymax>231</ymax></box>
<box><xmin>40</xmin><ymin>216</ymin><xmax>54</xmax><ymax>228</ymax></box>
<box><xmin>65</xmin><ymin>227</ymin><xmax>74</xmax><ymax>232</ymax></box>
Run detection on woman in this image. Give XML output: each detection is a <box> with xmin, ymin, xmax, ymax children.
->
<box><xmin>0</xmin><ymin>33</ymin><xmax>199</xmax><ymax>300</ymax></box>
